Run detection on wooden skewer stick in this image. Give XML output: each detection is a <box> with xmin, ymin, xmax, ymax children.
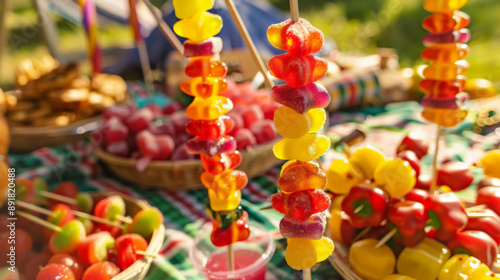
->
<box><xmin>228</xmin><ymin>243</ymin><xmax>235</xmax><ymax>275</ymax></box>
<box><xmin>16</xmin><ymin>200</ymin><xmax>124</xmax><ymax>229</ymax></box>
<box><xmin>466</xmin><ymin>204</ymin><xmax>487</xmax><ymax>212</ymax></box>
<box><xmin>352</xmin><ymin>226</ymin><xmax>372</xmax><ymax>243</ymax></box>
<box><xmin>259</xmin><ymin>205</ymin><xmax>273</xmax><ymax>211</ymax></box>
<box><xmin>290</xmin><ymin>0</ymin><xmax>299</xmax><ymax>22</ymax></box>
<box><xmin>374</xmin><ymin>228</ymin><xmax>397</xmax><ymax>249</ymax></box>
<box><xmin>430</xmin><ymin>126</ymin><xmax>443</xmax><ymax>193</ymax></box>
<box><xmin>116</xmin><ymin>215</ymin><xmax>133</xmax><ymax>224</ymax></box>
<box><xmin>38</xmin><ymin>190</ymin><xmax>78</xmax><ymax>205</ymax></box>
<box><xmin>353</xmin><ymin>204</ymin><xmax>364</xmax><ymax>214</ymax></box>
<box><xmin>16</xmin><ymin>210</ymin><xmax>62</xmax><ymax>232</ymax></box>
<box><xmin>142</xmin><ymin>0</ymin><xmax>184</xmax><ymax>55</ymax></box>
<box><xmin>136</xmin><ymin>250</ymin><xmax>158</xmax><ymax>258</ymax></box>
<box><xmin>223</xmin><ymin>0</ymin><xmax>274</xmax><ymax>90</ymax></box>
<box><xmin>303</xmin><ymin>268</ymin><xmax>312</xmax><ymax>280</ymax></box>
<box><xmin>467</xmin><ymin>212</ymin><xmax>497</xmax><ymax>218</ymax></box>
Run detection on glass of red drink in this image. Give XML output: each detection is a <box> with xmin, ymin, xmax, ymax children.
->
<box><xmin>189</xmin><ymin>222</ymin><xmax>276</xmax><ymax>280</ymax></box>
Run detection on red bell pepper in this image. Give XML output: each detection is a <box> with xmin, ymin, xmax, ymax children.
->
<box><xmin>424</xmin><ymin>192</ymin><xmax>468</xmax><ymax>241</ymax></box>
<box><xmin>342</xmin><ymin>184</ymin><xmax>389</xmax><ymax>228</ymax></box>
<box><xmin>404</xmin><ymin>188</ymin><xmax>430</xmax><ymax>204</ymax></box>
<box><xmin>388</xmin><ymin>201</ymin><xmax>427</xmax><ymax>247</ymax></box>
<box><xmin>465</xmin><ymin>209</ymin><xmax>500</xmax><ymax>246</ymax></box>
<box><xmin>476</xmin><ymin>187</ymin><xmax>500</xmax><ymax>216</ymax></box>
<box><xmin>447</xmin><ymin>230</ymin><xmax>498</xmax><ymax>267</ymax></box>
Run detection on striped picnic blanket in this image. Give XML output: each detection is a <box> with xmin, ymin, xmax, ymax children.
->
<box><xmin>10</xmin><ymin>82</ymin><xmax>499</xmax><ymax>279</ymax></box>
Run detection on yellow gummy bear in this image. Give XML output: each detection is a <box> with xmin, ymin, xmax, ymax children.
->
<box><xmin>209</xmin><ymin>189</ymin><xmax>241</xmax><ymax>211</ymax></box>
<box><xmin>422</xmin><ymin>63</ymin><xmax>467</xmax><ymax>81</ymax></box>
<box><xmin>173</xmin><ymin>12</ymin><xmax>222</xmax><ymax>42</ymax></box>
<box><xmin>326</xmin><ymin>159</ymin><xmax>364</xmax><ymax>194</ymax></box>
<box><xmin>349</xmin><ymin>146</ymin><xmax>386</xmax><ymax>180</ymax></box>
<box><xmin>349</xmin><ymin>239</ymin><xmax>396</xmax><ymax>280</ymax></box>
<box><xmin>274</xmin><ymin>107</ymin><xmax>326</xmax><ymax>139</ymax></box>
<box><xmin>285</xmin><ymin>237</ymin><xmax>334</xmax><ymax>270</ymax></box>
<box><xmin>173</xmin><ymin>0</ymin><xmax>214</xmax><ymax>19</ymax></box>
<box><xmin>421</xmin><ymin>107</ymin><xmax>468</xmax><ymax>127</ymax></box>
<box><xmin>396</xmin><ymin>238</ymin><xmax>450</xmax><ymax>280</ymax></box>
<box><xmin>186</xmin><ymin>96</ymin><xmax>233</xmax><ymax>120</ymax></box>
<box><xmin>424</xmin><ymin>0</ymin><xmax>467</xmax><ymax>13</ymax></box>
<box><xmin>481</xmin><ymin>150</ymin><xmax>500</xmax><ymax>179</ymax></box>
<box><xmin>273</xmin><ymin>134</ymin><xmax>330</xmax><ymax>162</ymax></box>
<box><xmin>374</xmin><ymin>158</ymin><xmax>416</xmax><ymax>198</ymax></box>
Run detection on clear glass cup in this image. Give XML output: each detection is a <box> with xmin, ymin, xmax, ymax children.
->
<box><xmin>189</xmin><ymin>222</ymin><xmax>276</xmax><ymax>280</ymax></box>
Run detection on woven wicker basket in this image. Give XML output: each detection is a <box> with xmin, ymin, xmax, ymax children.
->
<box><xmin>91</xmin><ymin>192</ymin><xmax>165</xmax><ymax>280</ymax></box>
<box><xmin>95</xmin><ymin>140</ymin><xmax>283</xmax><ymax>190</ymax></box>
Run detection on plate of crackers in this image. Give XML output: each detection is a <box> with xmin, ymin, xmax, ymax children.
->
<box><xmin>3</xmin><ymin>55</ymin><xmax>128</xmax><ymax>153</ymax></box>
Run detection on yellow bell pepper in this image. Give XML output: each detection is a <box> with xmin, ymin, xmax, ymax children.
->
<box><xmin>349</xmin><ymin>239</ymin><xmax>395</xmax><ymax>280</ymax></box>
<box><xmin>382</xmin><ymin>275</ymin><xmax>416</xmax><ymax>280</ymax></box>
<box><xmin>438</xmin><ymin>254</ymin><xmax>498</xmax><ymax>280</ymax></box>
<box><xmin>396</xmin><ymin>238</ymin><xmax>451</xmax><ymax>280</ymax></box>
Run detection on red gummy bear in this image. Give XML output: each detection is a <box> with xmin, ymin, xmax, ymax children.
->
<box><xmin>272</xmin><ymin>189</ymin><xmax>331</xmax><ymax>222</ymax></box>
<box><xmin>211</xmin><ymin>211</ymin><xmax>250</xmax><ymax>247</ymax></box>
<box><xmin>186</xmin><ymin>116</ymin><xmax>234</xmax><ymax>139</ymax></box>
<box><xmin>272</xmin><ymin>83</ymin><xmax>330</xmax><ymax>114</ymax></box>
<box><xmin>268</xmin><ymin>54</ymin><xmax>328</xmax><ymax>88</ymax></box>
<box><xmin>186</xmin><ymin>135</ymin><xmax>237</xmax><ymax>157</ymax></box>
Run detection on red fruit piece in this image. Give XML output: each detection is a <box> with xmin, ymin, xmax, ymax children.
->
<box><xmin>437</xmin><ymin>161</ymin><xmax>473</xmax><ymax>191</ymax></box>
<box><xmin>261</xmin><ymin>103</ymin><xmax>279</xmax><ymax>120</ymax></box>
<box><xmin>419</xmin><ymin>79</ymin><xmax>462</xmax><ymax>98</ymax></box>
<box><xmin>82</xmin><ymin>261</ymin><xmax>120</xmax><ymax>280</ymax></box>
<box><xmin>78</xmin><ymin>231</ymin><xmax>115</xmax><ymax>266</ymax></box>
<box><xmin>476</xmin><ymin>187</ymin><xmax>500</xmax><ymax>216</ymax></box>
<box><xmin>250</xmin><ymin>119</ymin><xmax>277</xmax><ymax>144</ymax></box>
<box><xmin>48</xmin><ymin>182</ymin><xmax>79</xmax><ymax>209</ymax></box>
<box><xmin>476</xmin><ymin>177</ymin><xmax>500</xmax><ymax>190</ymax></box>
<box><xmin>48</xmin><ymin>253</ymin><xmax>85</xmax><ymax>280</ymax></box>
<box><xmin>171</xmin><ymin>143</ymin><xmax>197</xmax><ymax>161</ymax></box>
<box><xmin>136</xmin><ymin>130</ymin><xmax>175</xmax><ymax>160</ymax></box>
<box><xmin>106</xmin><ymin>141</ymin><xmax>129</xmax><ymax>157</ymax></box>
<box><xmin>148</xmin><ymin>118</ymin><xmax>175</xmax><ymax>137</ymax></box>
<box><xmin>341</xmin><ymin>185</ymin><xmax>389</xmax><ymax>228</ymax></box>
<box><xmin>272</xmin><ymin>189</ymin><xmax>331</xmax><ymax>222</ymax></box>
<box><xmin>186</xmin><ymin>135</ymin><xmax>237</xmax><ymax>157</ymax></box>
<box><xmin>226</xmin><ymin>112</ymin><xmax>243</xmax><ymax>136</ymax></box>
<box><xmin>387</xmin><ymin>201</ymin><xmax>427</xmax><ymax>247</ymax></box>
<box><xmin>36</xmin><ymin>264</ymin><xmax>75</xmax><ymax>280</ymax></box>
<box><xmin>126</xmin><ymin>107</ymin><xmax>155</xmax><ymax>133</ymax></box>
<box><xmin>241</xmin><ymin>105</ymin><xmax>264</xmax><ymax>129</ymax></box>
<box><xmin>103</xmin><ymin>105</ymin><xmax>135</xmax><ymax>121</ymax></box>
<box><xmin>145</xmin><ymin>104</ymin><xmax>162</xmax><ymax>117</ymax></box>
<box><xmin>396</xmin><ymin>132</ymin><xmax>429</xmax><ymax>160</ymax></box>
<box><xmin>234</xmin><ymin>128</ymin><xmax>257</xmax><ymax>150</ymax></box>
<box><xmin>268</xmin><ymin>54</ymin><xmax>328</xmax><ymax>88</ymax></box>
<box><xmin>171</xmin><ymin>112</ymin><xmax>191</xmax><ymax>134</ymax></box>
<box><xmin>46</xmin><ymin>204</ymin><xmax>76</xmax><ymax>236</ymax></box>
<box><xmin>115</xmin><ymin>234</ymin><xmax>148</xmax><ymax>270</ymax></box>
<box><xmin>162</xmin><ymin>101</ymin><xmax>184</xmax><ymax>115</ymax></box>
<box><xmin>271</xmin><ymin>83</ymin><xmax>330</xmax><ymax>114</ymax></box>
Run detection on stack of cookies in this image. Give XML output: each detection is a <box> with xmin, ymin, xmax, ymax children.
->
<box><xmin>6</xmin><ymin>55</ymin><xmax>127</xmax><ymax>127</ymax></box>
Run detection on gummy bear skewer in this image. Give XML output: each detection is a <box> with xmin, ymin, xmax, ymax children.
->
<box><xmin>268</xmin><ymin>0</ymin><xmax>334</xmax><ymax>277</ymax></box>
<box><xmin>223</xmin><ymin>0</ymin><xmax>274</xmax><ymax>89</ymax></box>
<box><xmin>172</xmin><ymin>0</ymin><xmax>251</xmax><ymax>274</ymax></box>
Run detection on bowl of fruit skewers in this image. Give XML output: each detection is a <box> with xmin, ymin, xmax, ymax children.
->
<box><xmin>10</xmin><ymin>180</ymin><xmax>165</xmax><ymax>280</ymax></box>
<box><xmin>325</xmin><ymin>141</ymin><xmax>500</xmax><ymax>280</ymax></box>
<box><xmin>94</xmin><ymin>82</ymin><xmax>282</xmax><ymax>190</ymax></box>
